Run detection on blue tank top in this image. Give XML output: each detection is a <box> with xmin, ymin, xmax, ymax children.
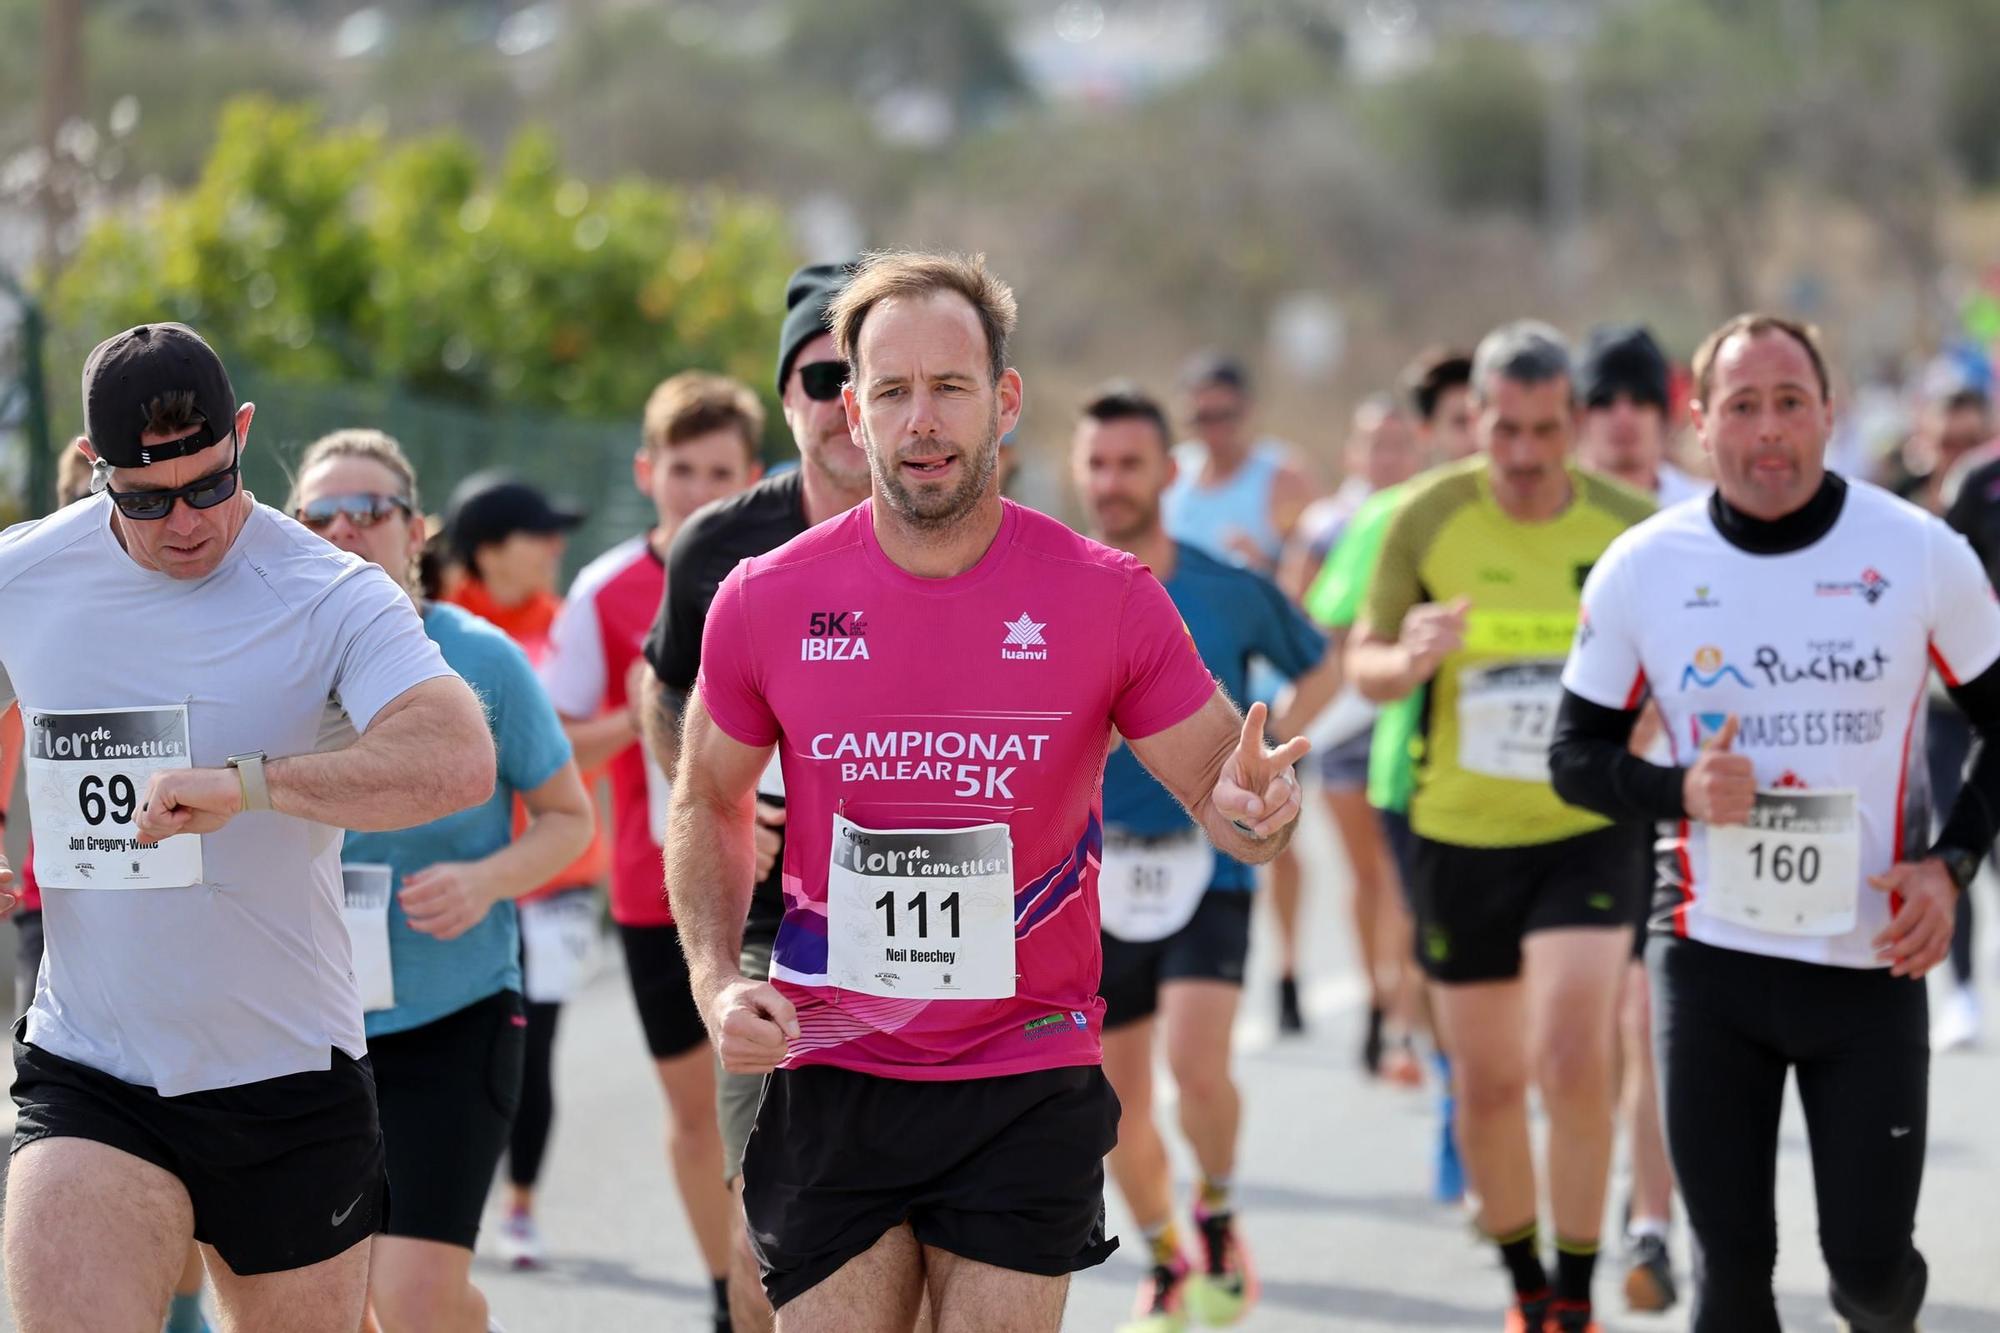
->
<box><xmin>1163</xmin><ymin>442</ymin><xmax>1286</xmax><ymax>566</ymax></box>
<box><xmin>1101</xmin><ymin>544</ymin><xmax>1325</xmax><ymax>890</ymax></box>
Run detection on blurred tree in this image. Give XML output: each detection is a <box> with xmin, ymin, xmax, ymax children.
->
<box><xmin>778</xmin><ymin>0</ymin><xmax>1026</xmax><ymax>129</ymax></box>
<box><xmin>1361</xmin><ymin>36</ymin><xmax>1549</xmax><ymax>217</ymax></box>
<box><xmin>49</xmin><ymin>97</ymin><xmax>797</xmax><ymax>434</ymax></box>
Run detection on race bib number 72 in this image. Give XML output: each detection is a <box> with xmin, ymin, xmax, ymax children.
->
<box><xmin>24</xmin><ymin>705</ymin><xmax>204</xmax><ymax>889</ymax></box>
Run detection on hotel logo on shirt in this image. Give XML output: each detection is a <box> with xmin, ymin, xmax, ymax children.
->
<box><xmin>1002</xmin><ymin>613</ymin><xmax>1049</xmax><ymax>661</ymax></box>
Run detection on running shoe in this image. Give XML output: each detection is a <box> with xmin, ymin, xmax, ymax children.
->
<box><xmin>1117</xmin><ymin>1254</ymin><xmax>1191</xmax><ymax>1333</ymax></box>
<box><xmin>1622</xmin><ymin>1232</ymin><xmax>1678</xmax><ymax>1312</ymax></box>
<box><xmin>1278</xmin><ymin>975</ymin><xmax>1305</xmax><ymax>1035</ymax></box>
<box><xmin>1545</xmin><ymin>1299</ymin><xmax>1600</xmax><ymax>1333</ymax></box>
<box><xmin>1501</xmin><ymin>1296</ymin><xmax>1548</xmax><ymax>1333</ymax></box>
<box><xmin>1380</xmin><ymin>1036</ymin><xmax>1424</xmax><ymax>1088</ymax></box>
<box><xmin>1184</xmin><ymin>1204</ymin><xmax>1258</xmax><ymax>1326</ymax></box>
<box><xmin>1434</xmin><ymin>1089</ymin><xmax>1465</xmax><ymax>1204</ymax></box>
<box><xmin>1932</xmin><ymin>985</ymin><xmax>1980</xmax><ymax>1052</ymax></box>
<box><xmin>496</xmin><ymin>1207</ymin><xmax>545</xmax><ymax>1270</ymax></box>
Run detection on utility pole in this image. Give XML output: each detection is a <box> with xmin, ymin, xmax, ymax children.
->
<box><xmin>38</xmin><ymin>0</ymin><xmax>85</xmax><ymax>277</ymax></box>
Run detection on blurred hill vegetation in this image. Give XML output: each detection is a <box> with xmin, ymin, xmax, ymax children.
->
<box><xmin>8</xmin><ymin>0</ymin><xmax>2000</xmax><ymax>475</ymax></box>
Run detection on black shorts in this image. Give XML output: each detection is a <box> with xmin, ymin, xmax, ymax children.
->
<box><xmin>1317</xmin><ymin>728</ymin><xmax>1373</xmax><ymax>790</ymax></box>
<box><xmin>619</xmin><ymin>923</ymin><xmax>708</xmax><ymax>1059</ymax></box>
<box><xmin>1099</xmin><ymin>889</ymin><xmax>1253</xmax><ymax>1029</ymax></box>
<box><xmin>9</xmin><ymin>1025</ymin><xmax>386</xmax><ymax>1275</ymax></box>
<box><xmin>742</xmin><ymin>1063</ymin><xmax>1120</xmax><ymax>1309</ymax></box>
<box><xmin>1408</xmin><ymin>823</ymin><xmax>1643</xmax><ymax>984</ymax></box>
<box><xmin>369</xmin><ymin>990</ymin><xmax>525</xmax><ymax>1248</ymax></box>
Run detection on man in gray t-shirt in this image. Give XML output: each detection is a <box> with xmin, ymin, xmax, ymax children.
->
<box><xmin>0</xmin><ymin>323</ymin><xmax>496</xmax><ymax>1331</ymax></box>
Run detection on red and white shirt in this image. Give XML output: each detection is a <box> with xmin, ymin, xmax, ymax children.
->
<box><xmin>1564</xmin><ymin>482</ymin><xmax>2000</xmax><ymax>967</ymax></box>
<box><xmin>543</xmin><ymin>535</ymin><xmax>670</xmax><ymax>926</ymax></box>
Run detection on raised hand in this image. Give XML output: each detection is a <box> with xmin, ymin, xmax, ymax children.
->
<box><xmin>1212</xmin><ymin>701</ymin><xmax>1312</xmax><ymax>841</ymax></box>
<box><xmin>1682</xmin><ymin>715</ymin><xmax>1755</xmax><ymax>825</ymax></box>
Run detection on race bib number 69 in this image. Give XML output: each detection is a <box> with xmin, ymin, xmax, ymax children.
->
<box><xmin>24</xmin><ymin>705</ymin><xmax>204</xmax><ymax>889</ymax></box>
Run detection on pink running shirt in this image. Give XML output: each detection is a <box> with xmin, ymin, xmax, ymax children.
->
<box><xmin>697</xmin><ymin>500</ymin><xmax>1217</xmax><ymax>1079</ymax></box>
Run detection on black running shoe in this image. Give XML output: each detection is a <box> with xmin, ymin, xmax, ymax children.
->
<box><xmin>1278</xmin><ymin>975</ymin><xmax>1305</xmax><ymax>1035</ymax></box>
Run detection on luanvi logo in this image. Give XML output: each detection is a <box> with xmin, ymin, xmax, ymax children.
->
<box><xmin>1001</xmin><ymin>613</ymin><xmax>1048</xmax><ymax>661</ymax></box>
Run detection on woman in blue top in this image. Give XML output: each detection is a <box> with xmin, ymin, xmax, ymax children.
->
<box><xmin>290</xmin><ymin>430</ymin><xmax>593</xmax><ymax>1333</ymax></box>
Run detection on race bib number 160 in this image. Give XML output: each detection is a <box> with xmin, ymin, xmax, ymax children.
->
<box><xmin>24</xmin><ymin>705</ymin><xmax>204</xmax><ymax>889</ymax></box>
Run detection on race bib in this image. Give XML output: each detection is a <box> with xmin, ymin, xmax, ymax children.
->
<box><xmin>825</xmin><ymin>814</ymin><xmax>1015</xmax><ymax>1000</ymax></box>
<box><xmin>520</xmin><ymin>890</ymin><xmax>599</xmax><ymax>1003</ymax></box>
<box><xmin>24</xmin><ymin>705</ymin><xmax>203</xmax><ymax>889</ymax></box>
<box><xmin>1456</xmin><ymin>661</ymin><xmax>1563</xmax><ymax>783</ymax></box>
<box><xmin>341</xmin><ymin>863</ymin><xmax>397</xmax><ymax>1012</ymax></box>
<box><xmin>1707</xmin><ymin>789</ymin><xmax>1861</xmax><ymax>936</ymax></box>
<box><xmin>1098</xmin><ymin>827</ymin><xmax>1216</xmax><ymax>943</ymax></box>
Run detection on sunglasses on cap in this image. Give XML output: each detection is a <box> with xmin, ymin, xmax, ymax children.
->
<box><xmin>295</xmin><ymin>492</ymin><xmax>415</xmax><ymax>532</ymax></box>
<box><xmin>796</xmin><ymin>360</ymin><xmax>849</xmax><ymax>403</ymax></box>
<box><xmin>98</xmin><ymin>442</ymin><xmax>242</xmax><ymax>521</ymax></box>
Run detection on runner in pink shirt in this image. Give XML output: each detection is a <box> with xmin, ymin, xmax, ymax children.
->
<box><xmin>667</xmin><ymin>251</ymin><xmax>1312</xmax><ymax>1331</ymax></box>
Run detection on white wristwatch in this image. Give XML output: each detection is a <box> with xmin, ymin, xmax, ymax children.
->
<box><xmin>227</xmin><ymin>751</ymin><xmax>272</xmax><ymax>813</ymax></box>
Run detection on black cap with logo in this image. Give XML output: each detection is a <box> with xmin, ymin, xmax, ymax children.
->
<box><xmin>81</xmin><ymin>323</ymin><xmax>237</xmax><ymax>467</ymax></box>
<box><xmin>443</xmin><ymin>470</ymin><xmax>586</xmax><ymax>565</ymax></box>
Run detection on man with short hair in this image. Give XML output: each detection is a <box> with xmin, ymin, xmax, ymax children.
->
<box><xmin>1552</xmin><ymin>312</ymin><xmax>2000</xmax><ymax>1333</ymax></box>
<box><xmin>1575</xmin><ymin>324</ymin><xmax>1704</xmax><ymax>507</ymax></box>
<box><xmin>0</xmin><ymin>322</ymin><xmax>495</xmax><ymax>1331</ymax></box>
<box><xmin>1572</xmin><ymin>320</ymin><xmax>1703</xmax><ymax>1312</ymax></box>
<box><xmin>668</xmin><ymin>251</ymin><xmax>1311</xmax><ymax>1332</ymax></box>
<box><xmin>637</xmin><ymin>259</ymin><xmax>869</xmax><ymax>1333</ymax></box>
<box><xmin>537</xmin><ymin>369</ymin><xmax>766</xmax><ymax>1328</ymax></box>
<box><xmin>1163</xmin><ymin>354</ymin><xmax>1319</xmax><ymax>574</ymax></box>
<box><xmin>1349</xmin><ymin>321</ymin><xmax>1653</xmax><ymax>1333</ymax></box>
<box><xmin>1403</xmin><ymin>346</ymin><xmax>1479</xmax><ymax>466</ymax></box>
<box><xmin>1072</xmin><ymin>382</ymin><xmax>1337</xmax><ymax>1332</ymax></box>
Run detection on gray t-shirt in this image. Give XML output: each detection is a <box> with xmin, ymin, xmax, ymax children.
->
<box><xmin>0</xmin><ymin>495</ymin><xmax>454</xmax><ymax>1095</ymax></box>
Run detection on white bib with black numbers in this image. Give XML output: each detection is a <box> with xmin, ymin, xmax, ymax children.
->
<box><xmin>1707</xmin><ymin>790</ymin><xmax>1862</xmax><ymax>937</ymax></box>
<box><xmin>825</xmin><ymin>814</ymin><xmax>1016</xmax><ymax>1000</ymax></box>
<box><xmin>1098</xmin><ymin>827</ymin><xmax>1215</xmax><ymax>943</ymax></box>
<box><xmin>24</xmin><ymin>705</ymin><xmax>203</xmax><ymax>889</ymax></box>
<box><xmin>1455</xmin><ymin>661</ymin><xmax>1563</xmax><ymax>783</ymax></box>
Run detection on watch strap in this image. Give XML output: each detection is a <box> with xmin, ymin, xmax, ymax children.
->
<box><xmin>229</xmin><ymin>752</ymin><xmax>272</xmax><ymax>813</ymax></box>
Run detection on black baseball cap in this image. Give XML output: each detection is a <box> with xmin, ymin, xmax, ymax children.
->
<box><xmin>1578</xmin><ymin>324</ymin><xmax>1670</xmax><ymax>413</ymax></box>
<box><xmin>81</xmin><ymin>322</ymin><xmax>238</xmax><ymax>467</ymax></box>
<box><xmin>443</xmin><ymin>471</ymin><xmax>586</xmax><ymax>564</ymax></box>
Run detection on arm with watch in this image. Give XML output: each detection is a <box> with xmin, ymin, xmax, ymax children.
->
<box><xmin>1126</xmin><ymin>689</ymin><xmax>1311</xmax><ymax>863</ymax></box>
<box><xmin>134</xmin><ymin>676</ymin><xmax>495</xmax><ymax>845</ymax></box>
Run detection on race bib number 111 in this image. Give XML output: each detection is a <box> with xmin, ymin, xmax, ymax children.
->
<box><xmin>24</xmin><ymin>705</ymin><xmax>204</xmax><ymax>889</ymax></box>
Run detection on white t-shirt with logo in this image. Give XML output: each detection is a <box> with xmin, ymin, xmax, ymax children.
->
<box><xmin>0</xmin><ymin>496</ymin><xmax>455</xmax><ymax>1095</ymax></box>
<box><xmin>1564</xmin><ymin>482</ymin><xmax>2000</xmax><ymax>968</ymax></box>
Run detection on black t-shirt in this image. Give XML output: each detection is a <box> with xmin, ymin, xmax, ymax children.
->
<box><xmin>1946</xmin><ymin>454</ymin><xmax>2000</xmax><ymax>592</ymax></box>
<box><xmin>644</xmin><ymin>468</ymin><xmax>809</xmax><ymax>695</ymax></box>
<box><xmin>643</xmin><ymin>468</ymin><xmax>812</xmax><ymax>945</ymax></box>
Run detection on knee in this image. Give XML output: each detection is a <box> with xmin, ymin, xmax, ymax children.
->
<box><xmin>1166</xmin><ymin>1053</ymin><xmax>1233</xmax><ymax>1108</ymax></box>
<box><xmin>1537</xmin><ymin>1024</ymin><xmax>1615</xmax><ymax>1110</ymax></box>
<box><xmin>1454</xmin><ymin>1061</ymin><xmax>1529</xmax><ymax>1119</ymax></box>
<box><xmin>372</xmin><ymin>1266</ymin><xmax>474</xmax><ymax>1333</ymax></box>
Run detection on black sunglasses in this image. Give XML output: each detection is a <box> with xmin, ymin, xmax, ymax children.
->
<box><xmin>295</xmin><ymin>492</ymin><xmax>415</xmax><ymax>533</ymax></box>
<box><xmin>101</xmin><ymin>443</ymin><xmax>242</xmax><ymax>521</ymax></box>
<box><xmin>797</xmin><ymin>360</ymin><xmax>849</xmax><ymax>402</ymax></box>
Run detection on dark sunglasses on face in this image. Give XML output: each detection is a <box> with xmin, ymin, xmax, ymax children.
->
<box><xmin>797</xmin><ymin>360</ymin><xmax>850</xmax><ymax>402</ymax></box>
<box><xmin>294</xmin><ymin>492</ymin><xmax>415</xmax><ymax>532</ymax></box>
<box><xmin>101</xmin><ymin>443</ymin><xmax>243</xmax><ymax>521</ymax></box>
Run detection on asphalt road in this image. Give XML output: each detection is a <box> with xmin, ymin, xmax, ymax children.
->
<box><xmin>3</xmin><ymin>800</ymin><xmax>1999</xmax><ymax>1331</ymax></box>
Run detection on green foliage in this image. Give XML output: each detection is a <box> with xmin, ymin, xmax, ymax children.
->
<box><xmin>1361</xmin><ymin>36</ymin><xmax>1549</xmax><ymax>216</ymax></box>
<box><xmin>49</xmin><ymin>96</ymin><xmax>797</xmax><ymax>436</ymax></box>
